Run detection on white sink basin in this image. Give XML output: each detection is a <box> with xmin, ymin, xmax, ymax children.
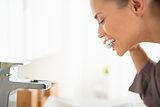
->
<box><xmin>43</xmin><ymin>96</ymin><xmax>133</xmax><ymax>107</ymax></box>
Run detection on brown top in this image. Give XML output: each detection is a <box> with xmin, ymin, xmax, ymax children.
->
<box><xmin>129</xmin><ymin>60</ymin><xmax>160</xmax><ymax>107</ymax></box>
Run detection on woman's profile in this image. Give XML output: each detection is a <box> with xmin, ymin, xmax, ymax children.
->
<box><xmin>90</xmin><ymin>0</ymin><xmax>160</xmax><ymax>106</ymax></box>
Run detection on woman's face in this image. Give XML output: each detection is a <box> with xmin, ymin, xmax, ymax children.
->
<box><xmin>90</xmin><ymin>0</ymin><xmax>146</xmax><ymax>56</ymax></box>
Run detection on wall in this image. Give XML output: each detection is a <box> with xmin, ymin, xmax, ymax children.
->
<box><xmin>0</xmin><ymin>0</ymin><xmax>25</xmax><ymax>61</ymax></box>
<box><xmin>1</xmin><ymin>0</ymin><xmax>160</xmax><ymax>103</ymax></box>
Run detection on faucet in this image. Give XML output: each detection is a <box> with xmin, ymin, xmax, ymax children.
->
<box><xmin>0</xmin><ymin>62</ymin><xmax>51</xmax><ymax>107</ymax></box>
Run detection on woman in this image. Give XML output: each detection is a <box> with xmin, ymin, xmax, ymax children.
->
<box><xmin>90</xmin><ymin>0</ymin><xmax>160</xmax><ymax>106</ymax></box>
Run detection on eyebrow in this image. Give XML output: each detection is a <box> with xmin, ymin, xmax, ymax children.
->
<box><xmin>94</xmin><ymin>12</ymin><xmax>102</xmax><ymax>19</ymax></box>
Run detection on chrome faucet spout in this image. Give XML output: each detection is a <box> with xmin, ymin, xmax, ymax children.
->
<box><xmin>10</xmin><ymin>80</ymin><xmax>51</xmax><ymax>90</ymax></box>
<box><xmin>0</xmin><ymin>62</ymin><xmax>51</xmax><ymax>107</ymax></box>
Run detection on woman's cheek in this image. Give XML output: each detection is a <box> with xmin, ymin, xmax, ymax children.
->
<box><xmin>104</xmin><ymin>19</ymin><xmax>129</xmax><ymax>56</ymax></box>
<box><xmin>103</xmin><ymin>18</ymin><xmax>121</xmax><ymax>38</ymax></box>
<box><xmin>103</xmin><ymin>21</ymin><xmax>113</xmax><ymax>36</ymax></box>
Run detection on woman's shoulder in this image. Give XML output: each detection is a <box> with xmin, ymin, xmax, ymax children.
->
<box><xmin>157</xmin><ymin>60</ymin><xmax>160</xmax><ymax>69</ymax></box>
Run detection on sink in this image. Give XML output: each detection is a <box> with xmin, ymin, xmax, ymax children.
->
<box><xmin>44</xmin><ymin>96</ymin><xmax>133</xmax><ymax>107</ymax></box>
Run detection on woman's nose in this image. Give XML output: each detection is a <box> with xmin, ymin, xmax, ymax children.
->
<box><xmin>98</xmin><ymin>26</ymin><xmax>106</xmax><ymax>38</ymax></box>
<box><xmin>98</xmin><ymin>32</ymin><xmax>106</xmax><ymax>38</ymax></box>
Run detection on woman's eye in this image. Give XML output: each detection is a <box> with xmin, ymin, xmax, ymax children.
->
<box><xmin>99</xmin><ymin>19</ymin><xmax>105</xmax><ymax>24</ymax></box>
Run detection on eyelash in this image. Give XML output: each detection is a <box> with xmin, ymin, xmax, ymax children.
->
<box><xmin>99</xmin><ymin>19</ymin><xmax>105</xmax><ymax>24</ymax></box>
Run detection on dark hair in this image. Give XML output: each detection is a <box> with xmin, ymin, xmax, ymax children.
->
<box><xmin>114</xmin><ymin>0</ymin><xmax>129</xmax><ymax>7</ymax></box>
<box><xmin>116</xmin><ymin>0</ymin><xmax>160</xmax><ymax>10</ymax></box>
<box><xmin>114</xmin><ymin>0</ymin><xmax>160</xmax><ymax>8</ymax></box>
<box><xmin>153</xmin><ymin>0</ymin><xmax>160</xmax><ymax>5</ymax></box>
<box><xmin>152</xmin><ymin>0</ymin><xmax>160</xmax><ymax>14</ymax></box>
<box><xmin>104</xmin><ymin>0</ymin><xmax>129</xmax><ymax>8</ymax></box>
<box><xmin>150</xmin><ymin>0</ymin><xmax>160</xmax><ymax>17</ymax></box>
<box><xmin>105</xmin><ymin>0</ymin><xmax>160</xmax><ymax>16</ymax></box>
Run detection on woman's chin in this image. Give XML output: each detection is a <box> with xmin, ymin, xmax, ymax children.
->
<box><xmin>115</xmin><ymin>49</ymin><xmax>126</xmax><ymax>56</ymax></box>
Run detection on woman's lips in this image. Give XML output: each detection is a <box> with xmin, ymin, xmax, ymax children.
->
<box><xmin>112</xmin><ymin>40</ymin><xmax>116</xmax><ymax>51</ymax></box>
<box><xmin>103</xmin><ymin>37</ymin><xmax>113</xmax><ymax>44</ymax></box>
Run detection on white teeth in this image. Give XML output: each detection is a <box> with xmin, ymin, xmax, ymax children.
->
<box><xmin>105</xmin><ymin>38</ymin><xmax>115</xmax><ymax>48</ymax></box>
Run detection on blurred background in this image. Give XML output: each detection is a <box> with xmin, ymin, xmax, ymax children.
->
<box><xmin>0</xmin><ymin>0</ymin><xmax>160</xmax><ymax>107</ymax></box>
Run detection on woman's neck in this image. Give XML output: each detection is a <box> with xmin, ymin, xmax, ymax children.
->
<box><xmin>148</xmin><ymin>5</ymin><xmax>160</xmax><ymax>43</ymax></box>
<box><xmin>143</xmin><ymin>16</ymin><xmax>160</xmax><ymax>43</ymax></box>
<box><xmin>151</xmin><ymin>32</ymin><xmax>160</xmax><ymax>43</ymax></box>
<box><xmin>150</xmin><ymin>20</ymin><xmax>160</xmax><ymax>43</ymax></box>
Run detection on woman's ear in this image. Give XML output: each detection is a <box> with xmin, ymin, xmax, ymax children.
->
<box><xmin>129</xmin><ymin>0</ymin><xmax>145</xmax><ymax>16</ymax></box>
